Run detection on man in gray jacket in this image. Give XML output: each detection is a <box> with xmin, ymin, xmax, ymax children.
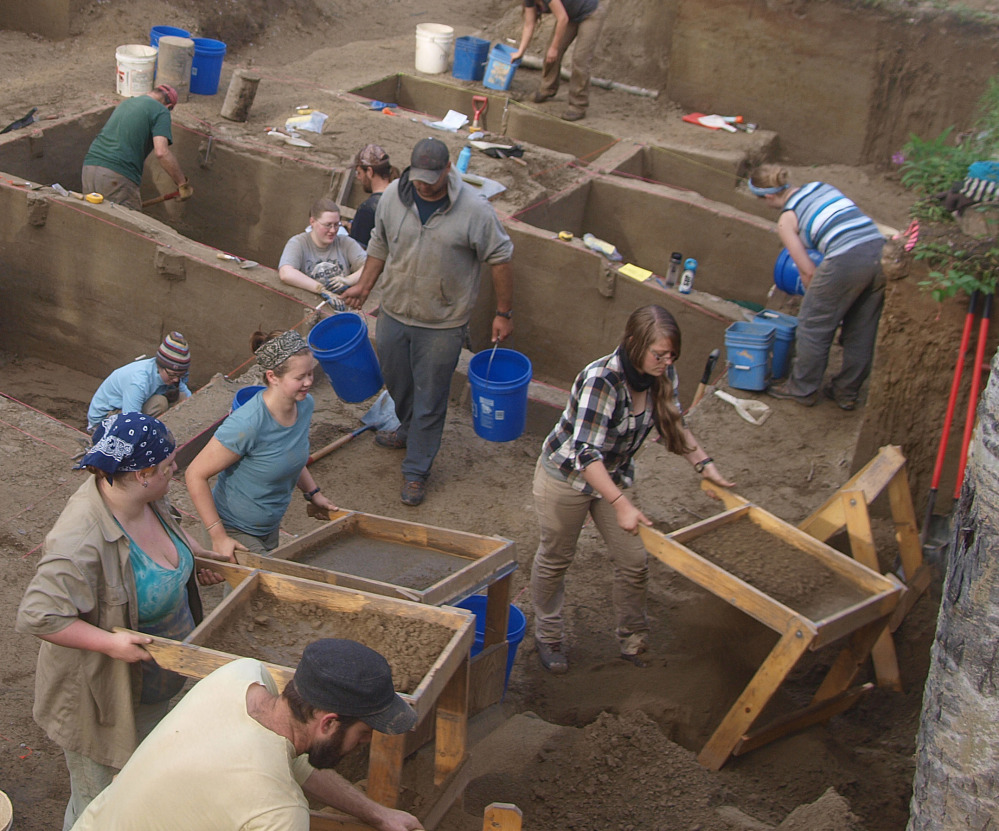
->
<box><xmin>343</xmin><ymin>138</ymin><xmax>514</xmax><ymax>506</ymax></box>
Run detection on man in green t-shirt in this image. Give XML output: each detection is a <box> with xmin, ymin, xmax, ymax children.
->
<box><xmin>82</xmin><ymin>85</ymin><xmax>192</xmax><ymax>210</ymax></box>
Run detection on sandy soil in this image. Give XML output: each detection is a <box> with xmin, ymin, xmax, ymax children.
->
<box><xmin>0</xmin><ymin>1</ymin><xmax>948</xmax><ymax>829</ymax></box>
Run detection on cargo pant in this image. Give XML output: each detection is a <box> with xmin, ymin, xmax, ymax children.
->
<box><xmin>537</xmin><ymin>1</ymin><xmax>610</xmax><ymax>114</ymax></box>
<box><xmin>530</xmin><ymin>459</ymin><xmax>649</xmax><ymax>655</ymax></box>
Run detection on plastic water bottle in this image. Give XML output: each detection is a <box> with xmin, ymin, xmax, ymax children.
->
<box><xmin>678</xmin><ymin>258</ymin><xmax>698</xmax><ymax>294</ymax></box>
<box><xmin>665</xmin><ymin>252</ymin><xmax>683</xmax><ymax>287</ymax></box>
<box><xmin>456</xmin><ymin>146</ymin><xmax>472</xmax><ymax>174</ymax></box>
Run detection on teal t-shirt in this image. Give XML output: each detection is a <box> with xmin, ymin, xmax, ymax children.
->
<box><xmin>83</xmin><ymin>95</ymin><xmax>173</xmax><ymax>185</ymax></box>
<box><xmin>212</xmin><ymin>393</ymin><xmax>314</xmax><ymax>536</ymax></box>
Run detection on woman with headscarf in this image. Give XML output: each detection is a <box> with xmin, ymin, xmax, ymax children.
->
<box><xmin>530</xmin><ymin>305</ymin><xmax>734</xmax><ymax>674</ymax></box>
<box><xmin>15</xmin><ymin>413</ymin><xmax>228</xmax><ymax>830</ymax></box>
<box><xmin>185</xmin><ymin>330</ymin><xmax>338</xmax><ymax>559</ymax></box>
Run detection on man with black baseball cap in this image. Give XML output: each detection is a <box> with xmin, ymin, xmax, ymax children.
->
<box><xmin>70</xmin><ymin>639</ymin><xmax>423</xmax><ymax>831</ymax></box>
<box><xmin>343</xmin><ymin>137</ymin><xmax>515</xmax><ymax>507</ymax></box>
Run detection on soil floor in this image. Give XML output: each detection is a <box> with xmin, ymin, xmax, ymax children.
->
<box><xmin>0</xmin><ymin>1</ymin><xmax>954</xmax><ymax>829</ymax></box>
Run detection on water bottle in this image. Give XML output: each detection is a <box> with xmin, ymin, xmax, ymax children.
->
<box><xmin>678</xmin><ymin>258</ymin><xmax>698</xmax><ymax>294</ymax></box>
<box><xmin>456</xmin><ymin>146</ymin><xmax>472</xmax><ymax>174</ymax></box>
<box><xmin>665</xmin><ymin>252</ymin><xmax>683</xmax><ymax>287</ymax></box>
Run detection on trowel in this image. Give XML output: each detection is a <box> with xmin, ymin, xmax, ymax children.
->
<box><xmin>714</xmin><ymin>389</ymin><xmax>771</xmax><ymax>426</ymax></box>
<box><xmin>216</xmin><ymin>252</ymin><xmax>259</xmax><ymax>268</ymax></box>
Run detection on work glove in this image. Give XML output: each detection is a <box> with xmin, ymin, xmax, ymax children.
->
<box><xmin>178</xmin><ymin>182</ymin><xmax>194</xmax><ymax>201</ymax></box>
<box><xmin>319</xmin><ymin>291</ymin><xmax>346</xmax><ymax>312</ymax></box>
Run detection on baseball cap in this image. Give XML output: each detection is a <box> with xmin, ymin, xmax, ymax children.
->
<box><xmin>355</xmin><ymin>143</ymin><xmax>390</xmax><ymax>168</ymax></box>
<box><xmin>293</xmin><ymin>639</ymin><xmax>417</xmax><ymax>735</ymax></box>
<box><xmin>155</xmin><ymin>84</ymin><xmax>179</xmax><ymax>108</ymax></box>
<box><xmin>409</xmin><ymin>137</ymin><xmax>449</xmax><ymax>184</ymax></box>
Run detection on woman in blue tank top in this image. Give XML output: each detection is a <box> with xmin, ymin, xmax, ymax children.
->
<box><xmin>749</xmin><ymin>164</ymin><xmax>886</xmax><ymax>411</ymax></box>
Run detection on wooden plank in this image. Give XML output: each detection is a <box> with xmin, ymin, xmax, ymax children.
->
<box><xmin>114</xmin><ymin>629</ymin><xmax>294</xmax><ymax>686</ymax></box>
<box><xmin>641</xmin><ymin>526</ymin><xmax>796</xmax><ymax>632</ymax></box>
<box><xmin>697</xmin><ymin>616</ymin><xmax>815</xmax><ymax>770</ymax></box>
<box><xmin>886</xmin><ymin>467</ymin><xmax>925</xmax><ymax>582</ymax></box>
<box><xmin>812</xmin><ymin>618</ymin><xmax>889</xmax><ymax>703</ymax></box>
<box><xmin>355</xmin><ymin>514</ymin><xmax>507</xmax><ymax>559</ymax></box>
<box><xmin>483</xmin><ymin>575</ymin><xmax>512</xmax><ymax>648</ymax></box>
<box><xmin>798</xmin><ymin>446</ymin><xmax>907</xmax><ymax>541</ymax></box>
<box><xmin>482</xmin><ymin>803</ymin><xmax>523</xmax><ymax>831</ymax></box>
<box><xmin>193</xmin><ymin>556</ymin><xmax>256</xmax><ymax>589</ymax></box>
<box><xmin>889</xmin><ymin>564</ymin><xmax>932</xmax><ymax>632</ymax></box>
<box><xmin>733</xmin><ymin>683</ymin><xmax>874</xmax><ymax>756</ymax></box>
<box><xmin>420</xmin><ymin>755</ymin><xmax>475</xmax><ymax>831</ymax></box>
<box><xmin>667</xmin><ymin>505</ymin><xmax>749</xmax><ymax>544</ymax></box>
<box><xmin>366</xmin><ymin>732</ymin><xmax>405</xmax><ymax>808</ymax></box>
<box><xmin>434</xmin><ymin>656</ymin><xmax>469</xmax><ymax>785</ymax></box>
<box><xmin>469</xmin><ymin>642</ymin><xmax>509</xmax><ymax>715</ymax></box>
<box><xmin>810</xmin><ymin>590</ymin><xmax>901</xmax><ymax>649</ymax></box>
<box><xmin>419</xmin><ymin>550</ymin><xmax>518</xmax><ymax>607</ymax></box>
<box><xmin>698</xmin><ymin>480</ymin><xmax>750</xmax><ymax>510</ymax></box>
<box><xmin>186</xmin><ymin>571</ymin><xmax>259</xmax><ymax>644</ymax></box>
<box><xmin>272</xmin><ymin>513</ymin><xmax>359</xmax><ymax>561</ymax></box>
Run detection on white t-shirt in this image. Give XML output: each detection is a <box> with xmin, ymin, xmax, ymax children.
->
<box><xmin>72</xmin><ymin>659</ymin><xmax>315</xmax><ymax>831</ymax></box>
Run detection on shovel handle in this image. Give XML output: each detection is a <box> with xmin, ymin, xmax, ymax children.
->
<box><xmin>306</xmin><ymin>425</ymin><xmax>374</xmax><ymax>466</ymax></box>
<box><xmin>142</xmin><ymin>190</ymin><xmax>180</xmax><ymax>207</ymax></box>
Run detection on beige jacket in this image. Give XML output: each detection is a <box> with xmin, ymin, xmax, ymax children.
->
<box><xmin>15</xmin><ymin>476</ymin><xmax>202</xmax><ymax>768</ymax></box>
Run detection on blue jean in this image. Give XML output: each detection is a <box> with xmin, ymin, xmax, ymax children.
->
<box><xmin>375</xmin><ymin>312</ymin><xmax>466</xmax><ymax>481</ymax></box>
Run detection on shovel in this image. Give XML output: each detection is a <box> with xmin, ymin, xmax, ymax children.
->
<box><xmin>306</xmin><ymin>390</ymin><xmax>400</xmax><ymax>465</ymax></box>
<box><xmin>714</xmin><ymin>389</ymin><xmax>771</xmax><ymax>426</ymax></box>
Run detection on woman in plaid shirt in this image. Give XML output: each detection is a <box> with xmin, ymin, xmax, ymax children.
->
<box><xmin>531</xmin><ymin>305</ymin><xmax>733</xmax><ymax>673</ymax></box>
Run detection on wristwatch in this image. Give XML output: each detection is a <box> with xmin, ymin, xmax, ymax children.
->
<box><xmin>495</xmin><ymin>309</ymin><xmax>513</xmax><ymax>319</ymax></box>
<box><xmin>303</xmin><ymin>487</ymin><xmax>322</xmax><ymax>502</ymax></box>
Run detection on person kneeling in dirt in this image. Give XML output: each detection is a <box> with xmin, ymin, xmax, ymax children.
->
<box><xmin>81</xmin><ymin>84</ymin><xmax>192</xmax><ymax>210</ymax></box>
<box><xmin>531</xmin><ymin>305</ymin><xmax>733</xmax><ymax>673</ymax></box>
<box><xmin>69</xmin><ymin>638</ymin><xmax>423</xmax><ymax>831</ymax></box>
<box><xmin>87</xmin><ymin>332</ymin><xmax>192</xmax><ymax>432</ymax></box>
<box><xmin>750</xmin><ymin>164</ymin><xmax>886</xmax><ymax>412</ymax></box>
<box><xmin>185</xmin><ymin>330</ymin><xmax>337</xmax><ymax>558</ymax></box>
<box><xmin>15</xmin><ymin>413</ymin><xmax>229</xmax><ymax>830</ymax></box>
<box><xmin>279</xmin><ymin>197</ymin><xmax>367</xmax><ymax>309</ymax></box>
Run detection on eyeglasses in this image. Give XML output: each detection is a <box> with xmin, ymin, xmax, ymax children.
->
<box><xmin>316</xmin><ymin>220</ymin><xmax>341</xmax><ymax>231</ymax></box>
<box><xmin>649</xmin><ymin>348</ymin><xmax>678</xmax><ymax>363</ymax></box>
<box><xmin>162</xmin><ymin>368</ymin><xmax>185</xmax><ymax>380</ymax></box>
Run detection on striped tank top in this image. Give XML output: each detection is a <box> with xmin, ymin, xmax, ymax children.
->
<box><xmin>783</xmin><ymin>182</ymin><xmax>883</xmax><ymax>258</ymax></box>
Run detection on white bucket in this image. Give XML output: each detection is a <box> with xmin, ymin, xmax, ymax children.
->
<box><xmin>414</xmin><ymin>23</ymin><xmax>454</xmax><ymax>74</ymax></box>
<box><xmin>116</xmin><ymin>44</ymin><xmax>158</xmax><ymax>97</ymax></box>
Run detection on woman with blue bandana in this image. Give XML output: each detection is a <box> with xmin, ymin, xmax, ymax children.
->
<box><xmin>749</xmin><ymin>164</ymin><xmax>885</xmax><ymax>411</ymax></box>
<box><xmin>185</xmin><ymin>330</ymin><xmax>338</xmax><ymax>560</ymax></box>
<box><xmin>15</xmin><ymin>413</ymin><xmax>230</xmax><ymax>830</ymax></box>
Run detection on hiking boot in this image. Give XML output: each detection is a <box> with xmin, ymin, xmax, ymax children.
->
<box><xmin>823</xmin><ymin>383</ymin><xmax>857</xmax><ymax>411</ymax></box>
<box><xmin>767</xmin><ymin>382</ymin><xmax>817</xmax><ymax>407</ymax></box>
<box><xmin>536</xmin><ymin>639</ymin><xmax>568</xmax><ymax>674</ymax></box>
<box><xmin>561</xmin><ymin>108</ymin><xmax>585</xmax><ymax>122</ymax></box>
<box><xmin>401</xmin><ymin>479</ymin><xmax>426</xmax><ymax>506</ymax></box>
<box><xmin>375</xmin><ymin>430</ymin><xmax>406</xmax><ymax>449</ymax></box>
<box><xmin>532</xmin><ymin>90</ymin><xmax>555</xmax><ymax>104</ymax></box>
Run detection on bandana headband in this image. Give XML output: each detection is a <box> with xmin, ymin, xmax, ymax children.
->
<box><xmin>747</xmin><ymin>180</ymin><xmax>789</xmax><ymax>197</ymax></box>
<box><xmin>76</xmin><ymin>413</ymin><xmax>175</xmax><ymax>484</ymax></box>
<box><xmin>255</xmin><ymin>330</ymin><xmax>310</xmax><ymax>370</ymax></box>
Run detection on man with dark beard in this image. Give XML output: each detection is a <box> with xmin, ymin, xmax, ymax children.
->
<box><xmin>70</xmin><ymin>639</ymin><xmax>422</xmax><ymax>831</ymax></box>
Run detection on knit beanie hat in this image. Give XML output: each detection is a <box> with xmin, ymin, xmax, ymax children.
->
<box><xmin>156</xmin><ymin>332</ymin><xmax>191</xmax><ymax>372</ymax></box>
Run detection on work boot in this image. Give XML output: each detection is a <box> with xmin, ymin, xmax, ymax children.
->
<box><xmin>767</xmin><ymin>382</ymin><xmax>817</xmax><ymax>407</ymax></box>
<box><xmin>823</xmin><ymin>383</ymin><xmax>857</xmax><ymax>411</ymax></box>
<box><xmin>535</xmin><ymin>639</ymin><xmax>568</xmax><ymax>674</ymax></box>
<box><xmin>532</xmin><ymin>89</ymin><xmax>555</xmax><ymax>104</ymax></box>
<box><xmin>401</xmin><ymin>479</ymin><xmax>426</xmax><ymax>507</ymax></box>
<box><xmin>375</xmin><ymin>430</ymin><xmax>406</xmax><ymax>449</ymax></box>
<box><xmin>561</xmin><ymin>108</ymin><xmax>585</xmax><ymax>122</ymax></box>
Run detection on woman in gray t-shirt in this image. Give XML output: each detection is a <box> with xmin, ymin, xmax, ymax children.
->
<box><xmin>278</xmin><ymin>197</ymin><xmax>366</xmax><ymax>297</ymax></box>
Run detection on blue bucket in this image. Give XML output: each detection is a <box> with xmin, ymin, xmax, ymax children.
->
<box><xmin>190</xmin><ymin>37</ymin><xmax>226</xmax><ymax>95</ymax></box>
<box><xmin>453</xmin><ymin>36</ymin><xmax>490</xmax><ymax>81</ymax></box>
<box><xmin>231</xmin><ymin>385</ymin><xmax>265</xmax><ymax>411</ymax></box>
<box><xmin>468</xmin><ymin>348</ymin><xmax>532</xmax><ymax>442</ymax></box>
<box><xmin>150</xmin><ymin>25</ymin><xmax>191</xmax><ymax>47</ymax></box>
<box><xmin>725</xmin><ymin>321</ymin><xmax>776</xmax><ymax>391</ymax></box>
<box><xmin>754</xmin><ymin>310</ymin><xmax>798</xmax><ymax>380</ymax></box>
<box><xmin>773</xmin><ymin>248</ymin><xmax>823</xmax><ymax>296</ymax></box>
<box><xmin>483</xmin><ymin>44</ymin><xmax>520</xmax><ymax>91</ymax></box>
<box><xmin>307</xmin><ymin>314</ymin><xmax>384</xmax><ymax>403</ymax></box>
<box><xmin>455</xmin><ymin>595</ymin><xmax>526</xmax><ymax>694</ymax></box>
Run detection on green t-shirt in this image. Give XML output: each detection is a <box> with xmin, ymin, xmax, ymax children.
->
<box><xmin>83</xmin><ymin>95</ymin><xmax>173</xmax><ymax>185</ymax></box>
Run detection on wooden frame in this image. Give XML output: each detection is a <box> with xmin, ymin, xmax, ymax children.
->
<box><xmin>128</xmin><ymin>570</ymin><xmax>475</xmax><ymax>809</ymax></box>
<box><xmin>640</xmin><ymin>500</ymin><xmax>903</xmax><ymax>770</ymax></box>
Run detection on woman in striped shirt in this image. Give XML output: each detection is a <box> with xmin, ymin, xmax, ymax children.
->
<box><xmin>750</xmin><ymin>164</ymin><xmax>886</xmax><ymax>411</ymax></box>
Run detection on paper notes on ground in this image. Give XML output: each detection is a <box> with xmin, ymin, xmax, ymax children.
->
<box><xmin>619</xmin><ymin>263</ymin><xmax>653</xmax><ymax>282</ymax></box>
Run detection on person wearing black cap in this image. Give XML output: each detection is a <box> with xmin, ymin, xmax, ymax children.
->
<box><xmin>342</xmin><ymin>137</ymin><xmax>514</xmax><ymax>507</ymax></box>
<box><xmin>70</xmin><ymin>639</ymin><xmax>423</xmax><ymax>831</ymax></box>
<box><xmin>82</xmin><ymin>85</ymin><xmax>193</xmax><ymax>210</ymax></box>
<box><xmin>87</xmin><ymin>332</ymin><xmax>193</xmax><ymax>432</ymax></box>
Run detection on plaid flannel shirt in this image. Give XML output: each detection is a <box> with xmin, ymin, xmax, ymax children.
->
<box><xmin>541</xmin><ymin>348</ymin><xmax>681</xmax><ymax>494</ymax></box>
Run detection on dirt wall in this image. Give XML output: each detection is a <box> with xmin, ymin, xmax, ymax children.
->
<box><xmin>0</xmin><ymin>0</ymin><xmax>84</xmax><ymax>40</ymax></box>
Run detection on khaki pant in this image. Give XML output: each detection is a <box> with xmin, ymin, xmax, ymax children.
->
<box><xmin>530</xmin><ymin>459</ymin><xmax>649</xmax><ymax>653</ymax></box>
<box><xmin>81</xmin><ymin>165</ymin><xmax>141</xmax><ymax>210</ymax></box>
<box><xmin>538</xmin><ymin>1</ymin><xmax>610</xmax><ymax>113</ymax></box>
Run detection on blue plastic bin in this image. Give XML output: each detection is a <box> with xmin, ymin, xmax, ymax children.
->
<box><xmin>190</xmin><ymin>37</ymin><xmax>226</xmax><ymax>95</ymax></box>
<box><xmin>453</xmin><ymin>36</ymin><xmax>490</xmax><ymax>81</ymax></box>
<box><xmin>725</xmin><ymin>321</ymin><xmax>776</xmax><ymax>391</ymax></box>
<box><xmin>150</xmin><ymin>25</ymin><xmax>191</xmax><ymax>47</ymax></box>
<box><xmin>483</xmin><ymin>43</ymin><xmax>520</xmax><ymax>91</ymax></box>
<box><xmin>753</xmin><ymin>310</ymin><xmax>798</xmax><ymax>380</ymax></box>
<box><xmin>455</xmin><ymin>596</ymin><xmax>526</xmax><ymax>694</ymax></box>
